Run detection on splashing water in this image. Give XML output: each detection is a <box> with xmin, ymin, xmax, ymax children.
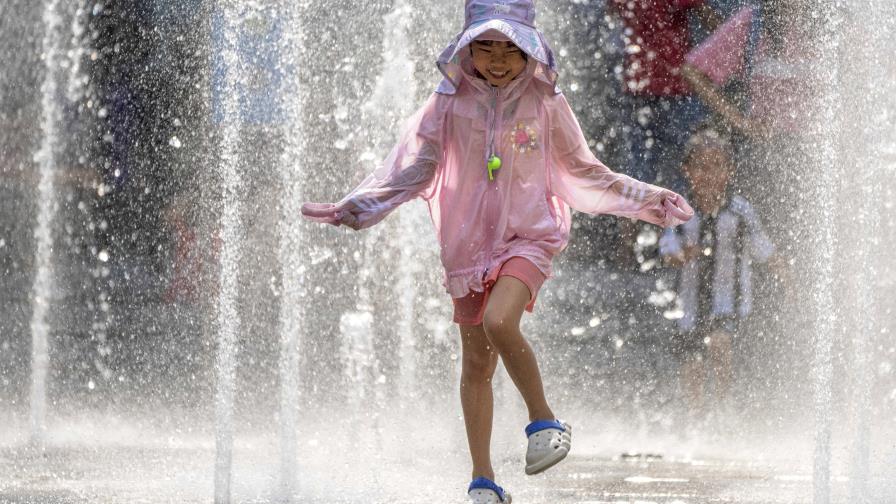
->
<box><xmin>27</xmin><ymin>0</ymin><xmax>65</xmax><ymax>448</ymax></box>
<box><xmin>275</xmin><ymin>2</ymin><xmax>305</xmax><ymax>500</ymax></box>
<box><xmin>1</xmin><ymin>1</ymin><xmax>895</xmax><ymax>503</ymax></box>
<box><xmin>212</xmin><ymin>2</ymin><xmax>245</xmax><ymax>502</ymax></box>
<box><xmin>29</xmin><ymin>0</ymin><xmax>87</xmax><ymax>448</ymax></box>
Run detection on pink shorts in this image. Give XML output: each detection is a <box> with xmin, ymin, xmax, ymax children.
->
<box><xmin>452</xmin><ymin>257</ymin><xmax>547</xmax><ymax>326</ymax></box>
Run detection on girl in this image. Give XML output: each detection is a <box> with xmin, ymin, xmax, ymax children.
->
<box><xmin>302</xmin><ymin>1</ymin><xmax>693</xmax><ymax>502</ymax></box>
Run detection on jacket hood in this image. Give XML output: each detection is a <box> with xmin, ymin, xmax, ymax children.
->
<box><xmin>436</xmin><ymin>0</ymin><xmax>559</xmax><ymax>95</ymax></box>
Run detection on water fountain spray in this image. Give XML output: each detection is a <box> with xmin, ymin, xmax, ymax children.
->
<box><xmin>810</xmin><ymin>3</ymin><xmax>844</xmax><ymax>502</ymax></box>
<box><xmin>28</xmin><ymin>0</ymin><xmax>66</xmax><ymax>448</ymax></box>
<box><xmin>213</xmin><ymin>2</ymin><xmax>245</xmax><ymax>502</ymax></box>
<box><xmin>844</xmin><ymin>3</ymin><xmax>890</xmax><ymax>500</ymax></box>
<box><xmin>276</xmin><ymin>1</ymin><xmax>306</xmax><ymax>499</ymax></box>
<box><xmin>376</xmin><ymin>0</ymin><xmax>423</xmax><ymax>406</ymax></box>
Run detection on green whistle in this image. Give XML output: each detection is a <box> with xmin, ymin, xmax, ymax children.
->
<box><xmin>487</xmin><ymin>155</ymin><xmax>502</xmax><ymax>181</ymax></box>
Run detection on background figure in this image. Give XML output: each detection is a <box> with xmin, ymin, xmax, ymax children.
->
<box><xmin>660</xmin><ymin>129</ymin><xmax>775</xmax><ymax>425</ymax></box>
<box><xmin>681</xmin><ymin>1</ymin><xmax>819</xmax><ymax>399</ymax></box>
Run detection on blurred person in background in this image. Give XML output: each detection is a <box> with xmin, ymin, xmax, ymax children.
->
<box><xmin>162</xmin><ymin>191</ymin><xmax>219</xmax><ymax>305</ymax></box>
<box><xmin>608</xmin><ymin>0</ymin><xmax>721</xmax><ymax>266</ymax></box>
<box><xmin>681</xmin><ymin>1</ymin><xmax>818</xmax><ymax>360</ymax></box>
<box><xmin>660</xmin><ymin>128</ymin><xmax>775</xmax><ymax>423</ymax></box>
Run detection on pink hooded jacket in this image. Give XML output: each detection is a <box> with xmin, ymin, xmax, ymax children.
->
<box><xmin>302</xmin><ymin>0</ymin><xmax>693</xmax><ymax>299</ymax></box>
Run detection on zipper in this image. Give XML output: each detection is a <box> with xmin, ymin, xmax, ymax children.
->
<box><xmin>486</xmin><ymin>86</ymin><xmax>500</xmax><ymax>174</ymax></box>
<box><xmin>483</xmin><ymin>86</ymin><xmax>503</xmax><ymax>276</ymax></box>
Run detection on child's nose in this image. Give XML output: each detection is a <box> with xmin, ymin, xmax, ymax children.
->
<box><xmin>490</xmin><ymin>53</ymin><xmax>508</xmax><ymax>64</ymax></box>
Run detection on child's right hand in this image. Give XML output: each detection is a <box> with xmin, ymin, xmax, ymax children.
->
<box><xmin>300</xmin><ymin>202</ymin><xmax>361</xmax><ymax>230</ymax></box>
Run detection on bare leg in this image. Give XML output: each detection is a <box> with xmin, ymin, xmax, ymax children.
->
<box><xmin>482</xmin><ymin>276</ymin><xmax>555</xmax><ymax>422</ymax></box>
<box><xmin>459</xmin><ymin>323</ymin><xmax>500</xmax><ymax>481</ymax></box>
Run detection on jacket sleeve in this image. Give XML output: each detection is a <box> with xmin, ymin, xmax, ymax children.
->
<box><xmin>546</xmin><ymin>93</ymin><xmax>691</xmax><ymax>228</ymax></box>
<box><xmin>302</xmin><ymin>93</ymin><xmax>446</xmax><ymax>229</ymax></box>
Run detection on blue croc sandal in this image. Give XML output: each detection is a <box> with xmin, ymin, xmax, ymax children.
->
<box><xmin>524</xmin><ymin>419</ymin><xmax>572</xmax><ymax>475</ymax></box>
<box><xmin>468</xmin><ymin>476</ymin><xmax>512</xmax><ymax>504</ymax></box>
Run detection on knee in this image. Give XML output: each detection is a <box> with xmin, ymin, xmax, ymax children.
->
<box><xmin>462</xmin><ymin>349</ymin><xmax>498</xmax><ymax>384</ymax></box>
<box><xmin>481</xmin><ymin>308</ymin><xmax>516</xmax><ymax>346</ymax></box>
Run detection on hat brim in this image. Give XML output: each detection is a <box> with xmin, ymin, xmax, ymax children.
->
<box><xmin>440</xmin><ymin>19</ymin><xmax>551</xmax><ymax>69</ymax></box>
<box><xmin>475</xmin><ymin>28</ymin><xmax>511</xmax><ymax>42</ymax></box>
<box><xmin>436</xmin><ymin>18</ymin><xmax>557</xmax><ymax>95</ymax></box>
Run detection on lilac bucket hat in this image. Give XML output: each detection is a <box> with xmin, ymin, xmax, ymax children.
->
<box><xmin>436</xmin><ymin>0</ymin><xmax>559</xmax><ymax>94</ymax></box>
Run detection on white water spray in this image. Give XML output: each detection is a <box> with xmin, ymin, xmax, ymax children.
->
<box><xmin>213</xmin><ymin>3</ymin><xmax>244</xmax><ymax>503</ymax></box>
<box><xmin>337</xmin><ymin>0</ymin><xmax>425</xmax><ymax>428</ymax></box>
<box><xmin>28</xmin><ymin>0</ymin><xmax>65</xmax><ymax>447</ymax></box>
<box><xmin>276</xmin><ymin>2</ymin><xmax>305</xmax><ymax>499</ymax></box>
<box><xmin>844</xmin><ymin>4</ymin><xmax>890</xmax><ymax>500</ymax></box>
<box><xmin>811</xmin><ymin>4</ymin><xmax>843</xmax><ymax>503</ymax></box>
<box><xmin>377</xmin><ymin>0</ymin><xmax>423</xmax><ymax>403</ymax></box>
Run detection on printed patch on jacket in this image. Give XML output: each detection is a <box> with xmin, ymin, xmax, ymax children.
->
<box><xmin>508</xmin><ymin>121</ymin><xmax>538</xmax><ymax>154</ymax></box>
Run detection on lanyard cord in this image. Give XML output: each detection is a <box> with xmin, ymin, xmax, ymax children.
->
<box><xmin>487</xmin><ymin>87</ymin><xmax>498</xmax><ymax>161</ymax></box>
<box><xmin>485</xmin><ymin>87</ymin><xmax>502</xmax><ymax>180</ymax></box>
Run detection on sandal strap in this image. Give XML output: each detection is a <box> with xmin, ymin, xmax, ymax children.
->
<box><xmin>525</xmin><ymin>419</ymin><xmax>565</xmax><ymax>437</ymax></box>
<box><xmin>468</xmin><ymin>477</ymin><xmax>507</xmax><ymax>502</ymax></box>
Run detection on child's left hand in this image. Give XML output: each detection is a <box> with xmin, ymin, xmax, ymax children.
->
<box><xmin>660</xmin><ymin>192</ymin><xmax>694</xmax><ymax>227</ymax></box>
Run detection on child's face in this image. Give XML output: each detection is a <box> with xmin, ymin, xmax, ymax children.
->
<box><xmin>470</xmin><ymin>40</ymin><xmax>527</xmax><ymax>87</ymax></box>
<box><xmin>684</xmin><ymin>145</ymin><xmax>733</xmax><ymax>206</ymax></box>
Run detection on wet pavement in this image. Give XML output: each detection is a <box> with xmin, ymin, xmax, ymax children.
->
<box><xmin>0</xmin><ymin>444</ymin><xmax>826</xmax><ymax>504</ymax></box>
<box><xmin>1</xmin><ymin>412</ymin><xmax>889</xmax><ymax>504</ymax></box>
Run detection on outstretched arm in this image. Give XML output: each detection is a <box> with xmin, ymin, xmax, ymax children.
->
<box><xmin>302</xmin><ymin>154</ymin><xmax>438</xmax><ymax>230</ymax></box>
<box><xmin>546</xmin><ymin>93</ymin><xmax>693</xmax><ymax>228</ymax></box>
<box><xmin>301</xmin><ymin>94</ymin><xmax>446</xmax><ymax>230</ymax></box>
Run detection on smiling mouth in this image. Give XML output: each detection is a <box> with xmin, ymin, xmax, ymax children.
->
<box><xmin>488</xmin><ymin>70</ymin><xmax>509</xmax><ymax>79</ymax></box>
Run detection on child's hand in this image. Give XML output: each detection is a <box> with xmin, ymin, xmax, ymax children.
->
<box><xmin>661</xmin><ymin>193</ymin><xmax>694</xmax><ymax>227</ymax></box>
<box><xmin>300</xmin><ymin>202</ymin><xmax>362</xmax><ymax>230</ymax></box>
<box><xmin>639</xmin><ymin>192</ymin><xmax>692</xmax><ymax>228</ymax></box>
